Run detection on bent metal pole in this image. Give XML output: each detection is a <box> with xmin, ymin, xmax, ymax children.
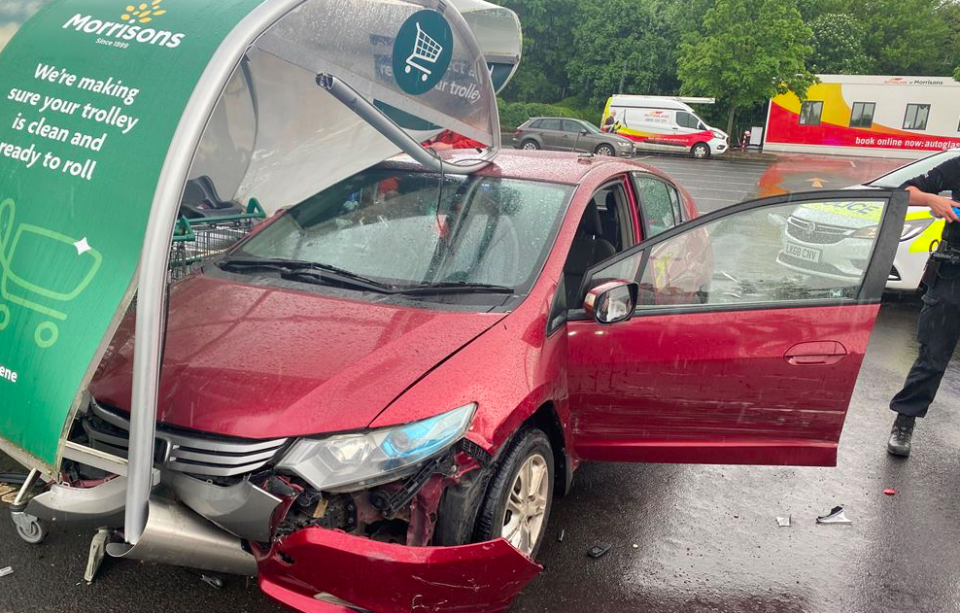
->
<box><xmin>125</xmin><ymin>0</ymin><xmax>305</xmax><ymax>545</ymax></box>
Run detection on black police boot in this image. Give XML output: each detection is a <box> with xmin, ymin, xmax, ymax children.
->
<box><xmin>887</xmin><ymin>414</ymin><xmax>916</xmax><ymax>457</ymax></box>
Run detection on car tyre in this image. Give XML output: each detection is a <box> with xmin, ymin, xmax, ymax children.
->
<box><xmin>691</xmin><ymin>142</ymin><xmax>711</xmax><ymax>159</ymax></box>
<box><xmin>595</xmin><ymin>144</ymin><xmax>616</xmax><ymax>157</ymax></box>
<box><xmin>521</xmin><ymin>140</ymin><xmax>540</xmax><ymax>151</ymax></box>
<box><xmin>475</xmin><ymin>427</ymin><xmax>554</xmax><ymax>559</ymax></box>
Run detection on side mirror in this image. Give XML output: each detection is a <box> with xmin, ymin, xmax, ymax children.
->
<box><xmin>580</xmin><ymin>129</ymin><xmax>588</xmax><ymax>136</ymax></box>
<box><xmin>583</xmin><ymin>280</ymin><xmax>639</xmax><ymax>325</ymax></box>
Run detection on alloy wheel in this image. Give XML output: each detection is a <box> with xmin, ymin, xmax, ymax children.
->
<box><xmin>501</xmin><ymin>453</ymin><xmax>549</xmax><ymax>555</ymax></box>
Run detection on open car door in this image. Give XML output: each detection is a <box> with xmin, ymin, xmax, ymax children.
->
<box><xmin>567</xmin><ymin>189</ymin><xmax>907</xmax><ymax>466</ymax></box>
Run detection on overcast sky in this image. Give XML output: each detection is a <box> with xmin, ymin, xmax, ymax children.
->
<box><xmin>0</xmin><ymin>0</ymin><xmax>51</xmax><ymax>52</ymax></box>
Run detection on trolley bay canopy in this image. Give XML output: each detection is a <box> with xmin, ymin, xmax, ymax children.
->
<box><xmin>0</xmin><ymin>0</ymin><xmax>514</xmax><ymax>502</ymax></box>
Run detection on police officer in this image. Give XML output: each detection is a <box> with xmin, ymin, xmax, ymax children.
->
<box><xmin>888</xmin><ymin>153</ymin><xmax>960</xmax><ymax>456</ymax></box>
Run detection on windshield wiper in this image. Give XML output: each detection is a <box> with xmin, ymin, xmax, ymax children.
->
<box><xmin>218</xmin><ymin>257</ymin><xmax>395</xmax><ymax>293</ymax></box>
<box><xmin>397</xmin><ymin>282</ymin><xmax>516</xmax><ymax>296</ymax></box>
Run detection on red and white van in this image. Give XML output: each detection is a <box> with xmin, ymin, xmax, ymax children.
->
<box><xmin>602</xmin><ymin>95</ymin><xmax>729</xmax><ymax>159</ymax></box>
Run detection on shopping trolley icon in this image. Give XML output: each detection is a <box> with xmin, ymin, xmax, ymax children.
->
<box><xmin>405</xmin><ymin>22</ymin><xmax>443</xmax><ymax>82</ymax></box>
<box><xmin>0</xmin><ymin>198</ymin><xmax>102</xmax><ymax>349</ymax></box>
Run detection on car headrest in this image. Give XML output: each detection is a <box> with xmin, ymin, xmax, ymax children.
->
<box><xmin>605</xmin><ymin>190</ymin><xmax>617</xmax><ymax>212</ymax></box>
<box><xmin>577</xmin><ymin>202</ymin><xmax>604</xmax><ymax>238</ymax></box>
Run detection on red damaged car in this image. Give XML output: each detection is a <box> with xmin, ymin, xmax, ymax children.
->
<box><xmin>81</xmin><ymin>150</ymin><xmax>905</xmax><ymax>613</ymax></box>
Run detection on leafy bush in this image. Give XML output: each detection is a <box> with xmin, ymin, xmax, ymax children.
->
<box><xmin>498</xmin><ymin>99</ymin><xmax>584</xmax><ymax>130</ymax></box>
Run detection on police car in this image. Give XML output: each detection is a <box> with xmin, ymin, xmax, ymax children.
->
<box><xmin>778</xmin><ymin>149</ymin><xmax>960</xmax><ymax>292</ymax></box>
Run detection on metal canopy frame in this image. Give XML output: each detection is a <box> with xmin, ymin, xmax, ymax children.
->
<box><xmin>125</xmin><ymin>0</ymin><xmax>497</xmax><ymax>544</ymax></box>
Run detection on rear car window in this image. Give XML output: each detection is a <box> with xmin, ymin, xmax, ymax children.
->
<box><xmin>633</xmin><ymin>175</ymin><xmax>678</xmax><ymax>237</ymax></box>
<box><xmin>540</xmin><ymin>119</ymin><xmax>561</xmax><ymax>131</ymax></box>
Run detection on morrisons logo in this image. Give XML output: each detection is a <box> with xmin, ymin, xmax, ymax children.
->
<box><xmin>62</xmin><ymin>0</ymin><xmax>185</xmax><ymax>50</ymax></box>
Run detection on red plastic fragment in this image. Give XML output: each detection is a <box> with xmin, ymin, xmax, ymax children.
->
<box><xmin>883</xmin><ymin>488</ymin><xmax>896</xmax><ymax>496</ymax></box>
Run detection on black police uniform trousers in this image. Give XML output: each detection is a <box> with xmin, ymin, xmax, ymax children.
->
<box><xmin>890</xmin><ymin>249</ymin><xmax>960</xmax><ymax>418</ymax></box>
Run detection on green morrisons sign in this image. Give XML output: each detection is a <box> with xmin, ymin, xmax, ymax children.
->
<box><xmin>0</xmin><ymin>0</ymin><xmax>265</xmax><ymax>471</ymax></box>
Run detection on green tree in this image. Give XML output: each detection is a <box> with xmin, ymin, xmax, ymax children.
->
<box><xmin>808</xmin><ymin>13</ymin><xmax>871</xmax><ymax>74</ymax></box>
<box><xmin>854</xmin><ymin>0</ymin><xmax>955</xmax><ymax>76</ymax></box>
<box><xmin>490</xmin><ymin>0</ymin><xmax>581</xmax><ymax>102</ymax></box>
<box><xmin>794</xmin><ymin>0</ymin><xmax>848</xmax><ymax>21</ymax></box>
<box><xmin>566</xmin><ymin>0</ymin><xmax>682</xmax><ymax>108</ymax></box>
<box><xmin>678</xmin><ymin>0</ymin><xmax>816</xmax><ymax>136</ymax></box>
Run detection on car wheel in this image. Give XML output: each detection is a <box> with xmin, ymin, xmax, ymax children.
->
<box><xmin>691</xmin><ymin>142</ymin><xmax>711</xmax><ymax>159</ymax></box>
<box><xmin>521</xmin><ymin>140</ymin><xmax>540</xmax><ymax>151</ymax></box>
<box><xmin>596</xmin><ymin>144</ymin><xmax>615</xmax><ymax>157</ymax></box>
<box><xmin>475</xmin><ymin>428</ymin><xmax>554</xmax><ymax>558</ymax></box>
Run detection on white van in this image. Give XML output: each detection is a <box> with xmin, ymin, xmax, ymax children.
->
<box><xmin>602</xmin><ymin>95</ymin><xmax>729</xmax><ymax>158</ymax></box>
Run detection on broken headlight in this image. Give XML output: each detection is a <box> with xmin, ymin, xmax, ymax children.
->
<box><xmin>276</xmin><ymin>403</ymin><xmax>476</xmax><ymax>493</ymax></box>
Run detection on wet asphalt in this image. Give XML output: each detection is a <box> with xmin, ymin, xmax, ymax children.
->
<box><xmin>3</xmin><ymin>153</ymin><xmax>957</xmax><ymax>613</ymax></box>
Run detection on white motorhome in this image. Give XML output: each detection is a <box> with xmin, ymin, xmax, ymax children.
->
<box><xmin>764</xmin><ymin>75</ymin><xmax>960</xmax><ymax>158</ymax></box>
<box><xmin>601</xmin><ymin>95</ymin><xmax>729</xmax><ymax>158</ymax></box>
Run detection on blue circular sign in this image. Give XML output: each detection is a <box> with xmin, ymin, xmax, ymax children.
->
<box><xmin>393</xmin><ymin>10</ymin><xmax>454</xmax><ymax>96</ymax></box>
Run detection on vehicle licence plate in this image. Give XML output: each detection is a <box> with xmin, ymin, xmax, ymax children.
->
<box><xmin>784</xmin><ymin>242</ymin><xmax>822</xmax><ymax>264</ymax></box>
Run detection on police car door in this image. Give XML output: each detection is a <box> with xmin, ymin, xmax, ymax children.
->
<box><xmin>566</xmin><ymin>189</ymin><xmax>907</xmax><ymax>466</ymax></box>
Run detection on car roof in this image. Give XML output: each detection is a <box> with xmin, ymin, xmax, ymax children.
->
<box><xmin>379</xmin><ymin>149</ymin><xmax>671</xmax><ymax>186</ymax></box>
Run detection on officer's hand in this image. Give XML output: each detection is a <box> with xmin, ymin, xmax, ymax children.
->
<box><xmin>928</xmin><ymin>195</ymin><xmax>960</xmax><ymax>223</ymax></box>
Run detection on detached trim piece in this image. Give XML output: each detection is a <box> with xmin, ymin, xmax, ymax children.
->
<box><xmin>257</xmin><ymin>529</ymin><xmax>541</xmax><ymax>613</ymax></box>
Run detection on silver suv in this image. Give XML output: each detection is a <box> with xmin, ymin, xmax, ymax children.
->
<box><xmin>513</xmin><ymin>117</ymin><xmax>635</xmax><ymax>157</ymax></box>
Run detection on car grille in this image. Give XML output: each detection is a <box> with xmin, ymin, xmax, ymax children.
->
<box><xmin>83</xmin><ymin>399</ymin><xmax>288</xmax><ymax>479</ymax></box>
<box><xmin>786</xmin><ymin>217</ymin><xmax>853</xmax><ymax>245</ymax></box>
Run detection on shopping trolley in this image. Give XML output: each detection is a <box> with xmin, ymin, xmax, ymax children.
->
<box><xmin>405</xmin><ymin>22</ymin><xmax>443</xmax><ymax>82</ymax></box>
<box><xmin>168</xmin><ymin>198</ymin><xmax>266</xmax><ymax>283</ymax></box>
<box><xmin>0</xmin><ymin>198</ymin><xmax>103</xmax><ymax>349</ymax></box>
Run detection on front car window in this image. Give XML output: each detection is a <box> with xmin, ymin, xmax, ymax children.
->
<box><xmin>676</xmin><ymin>112</ymin><xmax>697</xmax><ymax>129</ymax></box>
<box><xmin>239</xmin><ymin>170</ymin><xmax>572</xmax><ymax>295</ymax></box>
<box><xmin>582</xmin><ymin>121</ymin><xmax>603</xmax><ymax>134</ymax></box>
<box><xmin>586</xmin><ymin>197</ymin><xmax>890</xmax><ymax>309</ymax></box>
<box><xmin>867</xmin><ymin>149</ymin><xmax>960</xmax><ymax>189</ymax></box>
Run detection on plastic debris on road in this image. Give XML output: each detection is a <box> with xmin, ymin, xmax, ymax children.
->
<box><xmin>776</xmin><ymin>515</ymin><xmax>792</xmax><ymax>527</ymax></box>
<box><xmin>587</xmin><ymin>542</ymin><xmax>612</xmax><ymax>558</ymax></box>
<box><xmin>816</xmin><ymin>506</ymin><xmax>853</xmax><ymax>525</ymax></box>
<box><xmin>0</xmin><ymin>567</ymin><xmax>12</xmax><ymax>578</ymax></box>
<box><xmin>201</xmin><ymin>574</ymin><xmax>224</xmax><ymax>589</ymax></box>
<box><xmin>883</xmin><ymin>488</ymin><xmax>897</xmax><ymax>496</ymax></box>
<box><xmin>84</xmin><ymin>529</ymin><xmax>112</xmax><ymax>583</ymax></box>
<box><xmin>0</xmin><ymin>485</ymin><xmax>16</xmax><ymax>505</ymax></box>
<box><xmin>557</xmin><ymin>529</ymin><xmax>565</xmax><ymax>543</ymax></box>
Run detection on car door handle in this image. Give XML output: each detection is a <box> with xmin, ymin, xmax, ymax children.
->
<box><xmin>784</xmin><ymin>341</ymin><xmax>848</xmax><ymax>366</ymax></box>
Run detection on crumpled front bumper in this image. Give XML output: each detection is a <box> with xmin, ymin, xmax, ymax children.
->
<box><xmin>256</xmin><ymin>528</ymin><xmax>542</xmax><ymax>613</ymax></box>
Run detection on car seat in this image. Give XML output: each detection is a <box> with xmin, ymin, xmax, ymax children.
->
<box><xmin>563</xmin><ymin>202</ymin><xmax>617</xmax><ymax>307</ymax></box>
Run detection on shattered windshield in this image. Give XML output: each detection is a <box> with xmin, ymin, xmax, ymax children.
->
<box><xmin>237</xmin><ymin>170</ymin><xmax>572</xmax><ymax>294</ymax></box>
